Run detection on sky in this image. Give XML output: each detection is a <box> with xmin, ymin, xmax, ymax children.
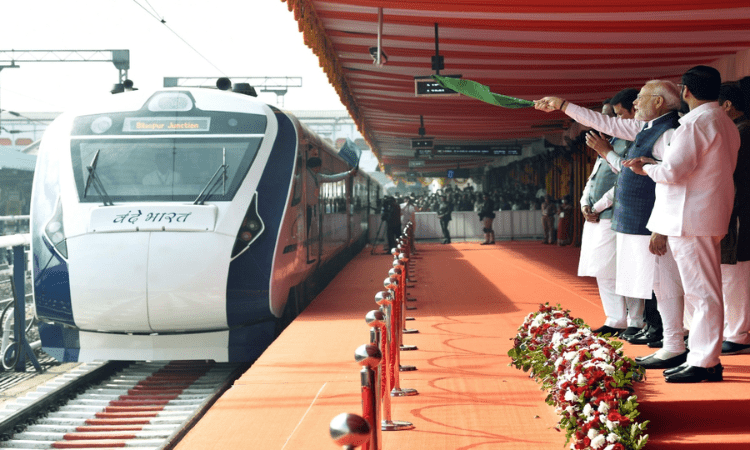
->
<box><xmin>0</xmin><ymin>0</ymin><xmax>347</xmax><ymax>113</ymax></box>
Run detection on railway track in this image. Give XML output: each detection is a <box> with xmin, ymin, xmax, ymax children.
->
<box><xmin>0</xmin><ymin>360</ymin><xmax>247</xmax><ymax>449</ymax></box>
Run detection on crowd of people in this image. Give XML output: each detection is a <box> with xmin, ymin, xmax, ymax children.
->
<box><xmin>535</xmin><ymin>65</ymin><xmax>749</xmax><ymax>384</ymax></box>
<box><xmin>381</xmin><ymin>185</ymin><xmax>575</xmax><ymax>247</ymax></box>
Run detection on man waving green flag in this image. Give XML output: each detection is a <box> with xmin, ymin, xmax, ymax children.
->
<box><xmin>431</xmin><ymin>75</ymin><xmax>534</xmax><ymax>109</ymax></box>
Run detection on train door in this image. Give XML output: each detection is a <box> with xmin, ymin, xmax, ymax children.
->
<box><xmin>305</xmin><ymin>148</ymin><xmax>322</xmax><ymax>264</ymax></box>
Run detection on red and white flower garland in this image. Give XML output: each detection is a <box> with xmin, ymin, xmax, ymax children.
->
<box><xmin>508</xmin><ymin>304</ymin><xmax>649</xmax><ymax>450</ymax></box>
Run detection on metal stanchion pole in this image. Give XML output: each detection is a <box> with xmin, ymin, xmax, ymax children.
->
<box><xmin>392</xmin><ymin>257</ymin><xmax>416</xmax><ymax>319</ymax></box>
<box><xmin>373</xmin><ymin>290</ymin><xmax>413</xmax><ymax>431</ymax></box>
<box><xmin>397</xmin><ymin>254</ymin><xmax>418</xmax><ymax>313</ymax></box>
<box><xmin>355</xmin><ymin>344</ymin><xmax>382</xmax><ymax>450</ymax></box>
<box><xmin>330</xmin><ymin>413</ymin><xmax>371</xmax><ymax>450</ymax></box>
<box><xmin>385</xmin><ymin>275</ymin><xmax>418</xmax><ymax>398</ymax></box>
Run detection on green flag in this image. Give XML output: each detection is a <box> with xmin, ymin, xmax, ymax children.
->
<box><xmin>431</xmin><ymin>75</ymin><xmax>534</xmax><ymax>109</ymax></box>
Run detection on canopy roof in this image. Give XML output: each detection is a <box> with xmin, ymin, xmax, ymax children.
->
<box><xmin>283</xmin><ymin>0</ymin><xmax>750</xmax><ymax>175</ymax></box>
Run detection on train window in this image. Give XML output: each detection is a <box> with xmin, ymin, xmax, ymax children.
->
<box><xmin>290</xmin><ymin>155</ymin><xmax>303</xmax><ymax>207</ymax></box>
<box><xmin>70</xmin><ymin>137</ymin><xmax>262</xmax><ymax>202</ymax></box>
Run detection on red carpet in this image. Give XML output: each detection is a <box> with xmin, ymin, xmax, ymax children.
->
<box><xmin>174</xmin><ymin>241</ymin><xmax>750</xmax><ymax>450</ymax></box>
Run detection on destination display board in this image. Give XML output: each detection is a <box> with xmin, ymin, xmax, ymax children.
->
<box><xmin>414</xmin><ymin>75</ymin><xmax>460</xmax><ymax>97</ymax></box>
<box><xmin>433</xmin><ymin>144</ymin><xmax>521</xmax><ymax>156</ymax></box>
<box><xmin>411</xmin><ymin>137</ymin><xmax>434</xmax><ymax>149</ymax></box>
<box><xmin>447</xmin><ymin>168</ymin><xmax>471</xmax><ymax>179</ymax></box>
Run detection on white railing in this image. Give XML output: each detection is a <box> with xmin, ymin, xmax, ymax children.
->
<box><xmin>370</xmin><ymin>210</ymin><xmax>544</xmax><ymax>241</ymax></box>
<box><xmin>0</xmin><ymin>216</ymin><xmax>30</xmax><ymax>237</ymax></box>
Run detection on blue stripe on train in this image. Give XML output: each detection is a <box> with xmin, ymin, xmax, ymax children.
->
<box><xmin>33</xmin><ymin>237</ymin><xmax>75</xmax><ymax>326</ymax></box>
<box><xmin>226</xmin><ymin>112</ymin><xmax>296</xmax><ymax>362</ymax></box>
<box><xmin>38</xmin><ymin>322</ymin><xmax>80</xmax><ymax>362</ymax></box>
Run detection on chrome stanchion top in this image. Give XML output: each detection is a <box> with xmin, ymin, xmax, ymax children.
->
<box><xmin>374</xmin><ymin>290</ymin><xmax>392</xmax><ymax>307</ymax></box>
<box><xmin>365</xmin><ymin>309</ymin><xmax>386</xmax><ymax>328</ymax></box>
<box><xmin>355</xmin><ymin>343</ymin><xmax>382</xmax><ymax>370</ymax></box>
<box><xmin>330</xmin><ymin>413</ymin><xmax>371</xmax><ymax>449</ymax></box>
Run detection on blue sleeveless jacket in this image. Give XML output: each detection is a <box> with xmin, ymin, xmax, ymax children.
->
<box><xmin>611</xmin><ymin>111</ymin><xmax>681</xmax><ymax>235</ymax></box>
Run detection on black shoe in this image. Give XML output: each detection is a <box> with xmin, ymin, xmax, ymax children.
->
<box><xmin>591</xmin><ymin>325</ymin><xmax>626</xmax><ymax>337</ymax></box>
<box><xmin>629</xmin><ymin>327</ymin><xmax>663</xmax><ymax>345</ymax></box>
<box><xmin>636</xmin><ymin>352</ymin><xmax>688</xmax><ymax>369</ymax></box>
<box><xmin>663</xmin><ymin>362</ymin><xmax>689</xmax><ymax>376</ymax></box>
<box><xmin>622</xmin><ymin>324</ymin><xmax>650</xmax><ymax>342</ymax></box>
<box><xmin>647</xmin><ymin>338</ymin><xmax>663</xmax><ymax>348</ymax></box>
<box><xmin>620</xmin><ymin>327</ymin><xmax>642</xmax><ymax>340</ymax></box>
<box><xmin>665</xmin><ymin>364</ymin><xmax>723</xmax><ymax>383</ymax></box>
<box><xmin>721</xmin><ymin>341</ymin><xmax>750</xmax><ymax>355</ymax></box>
<box><xmin>480</xmin><ymin>242</ymin><xmax>490</xmax><ymax>245</ymax></box>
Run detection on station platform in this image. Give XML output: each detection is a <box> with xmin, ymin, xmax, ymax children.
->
<box><xmin>173</xmin><ymin>241</ymin><xmax>750</xmax><ymax>450</ymax></box>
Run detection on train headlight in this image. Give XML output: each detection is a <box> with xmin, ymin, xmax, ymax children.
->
<box><xmin>148</xmin><ymin>92</ymin><xmax>193</xmax><ymax>112</ymax></box>
<box><xmin>231</xmin><ymin>192</ymin><xmax>265</xmax><ymax>259</ymax></box>
<box><xmin>44</xmin><ymin>199</ymin><xmax>68</xmax><ymax>259</ymax></box>
<box><xmin>90</xmin><ymin>116</ymin><xmax>113</xmax><ymax>134</ymax></box>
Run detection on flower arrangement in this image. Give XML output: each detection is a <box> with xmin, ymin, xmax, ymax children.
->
<box><xmin>508</xmin><ymin>303</ymin><xmax>649</xmax><ymax>450</ymax></box>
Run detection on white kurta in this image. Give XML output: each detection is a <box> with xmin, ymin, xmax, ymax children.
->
<box><xmin>615</xmin><ymin>233</ymin><xmax>655</xmax><ymax>299</ymax></box>
<box><xmin>644</xmin><ymin>102</ymin><xmax>741</xmax><ymax>368</ymax></box>
<box><xmin>578</xmin><ymin>219</ymin><xmax>617</xmax><ymax>278</ymax></box>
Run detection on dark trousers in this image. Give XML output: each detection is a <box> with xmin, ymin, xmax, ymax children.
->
<box><xmin>386</xmin><ymin>224</ymin><xmax>399</xmax><ymax>252</ymax></box>
<box><xmin>440</xmin><ymin>219</ymin><xmax>451</xmax><ymax>243</ymax></box>
<box><xmin>644</xmin><ymin>291</ymin><xmax>662</xmax><ymax>330</ymax></box>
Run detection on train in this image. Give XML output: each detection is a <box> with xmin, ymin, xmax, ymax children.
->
<box><xmin>29</xmin><ymin>83</ymin><xmax>381</xmax><ymax>362</ymax></box>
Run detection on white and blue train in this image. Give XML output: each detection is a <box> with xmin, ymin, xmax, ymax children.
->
<box><xmin>30</xmin><ymin>85</ymin><xmax>381</xmax><ymax>362</ymax></box>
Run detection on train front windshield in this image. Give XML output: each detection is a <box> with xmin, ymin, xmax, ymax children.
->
<box><xmin>71</xmin><ymin>138</ymin><xmax>262</xmax><ymax>202</ymax></box>
<box><xmin>69</xmin><ymin>102</ymin><xmax>267</xmax><ymax>203</ymax></box>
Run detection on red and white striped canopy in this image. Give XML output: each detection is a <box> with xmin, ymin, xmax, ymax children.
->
<box><xmin>283</xmin><ymin>0</ymin><xmax>750</xmax><ymax>174</ymax></box>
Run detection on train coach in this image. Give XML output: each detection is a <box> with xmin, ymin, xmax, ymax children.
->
<box><xmin>30</xmin><ymin>84</ymin><xmax>380</xmax><ymax>363</ymax></box>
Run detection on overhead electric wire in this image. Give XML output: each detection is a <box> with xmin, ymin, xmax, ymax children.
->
<box><xmin>130</xmin><ymin>0</ymin><xmax>227</xmax><ymax>76</ymax></box>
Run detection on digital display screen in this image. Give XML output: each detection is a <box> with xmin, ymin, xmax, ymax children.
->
<box><xmin>434</xmin><ymin>144</ymin><xmax>521</xmax><ymax>156</ymax></box>
<box><xmin>123</xmin><ymin>117</ymin><xmax>211</xmax><ymax>132</ymax></box>
<box><xmin>414</xmin><ymin>75</ymin><xmax>460</xmax><ymax>97</ymax></box>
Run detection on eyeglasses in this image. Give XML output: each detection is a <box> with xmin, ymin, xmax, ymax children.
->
<box><xmin>636</xmin><ymin>94</ymin><xmax>661</xmax><ymax>101</ymax></box>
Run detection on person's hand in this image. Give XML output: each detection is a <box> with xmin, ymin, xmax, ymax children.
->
<box><xmin>585</xmin><ymin>211</ymin><xmax>600</xmax><ymax>223</ymax></box>
<box><xmin>582</xmin><ymin>205</ymin><xmax>592</xmax><ymax>216</ymax></box>
<box><xmin>623</xmin><ymin>156</ymin><xmax>656</xmax><ymax>176</ymax></box>
<box><xmin>350</xmin><ymin>167</ymin><xmax>359</xmax><ymax>176</ymax></box>
<box><xmin>585</xmin><ymin>131</ymin><xmax>614</xmax><ymax>158</ymax></box>
<box><xmin>533</xmin><ymin>97</ymin><xmax>566</xmax><ymax>112</ymax></box>
<box><xmin>649</xmin><ymin>232</ymin><xmax>668</xmax><ymax>256</ymax></box>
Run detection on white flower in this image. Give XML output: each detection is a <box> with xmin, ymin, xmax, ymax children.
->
<box><xmin>592</xmin><ymin>348</ymin><xmax>610</xmax><ymax>361</ymax></box>
<box><xmin>604</xmin><ymin>445</ymin><xmax>615</xmax><ymax>450</ymax></box>
<box><xmin>590</xmin><ymin>434</ymin><xmax>607</xmax><ymax>449</ymax></box>
<box><xmin>598</xmin><ymin>401</ymin><xmax>610</xmax><ymax>415</ymax></box>
<box><xmin>554</xmin><ymin>357</ymin><xmax>564</xmax><ymax>368</ymax></box>
<box><xmin>564</xmin><ymin>389</ymin><xmax>577</xmax><ymax>402</ymax></box>
<box><xmin>607</xmin><ymin>433</ymin><xmax>619</xmax><ymax>443</ymax></box>
<box><xmin>587</xmin><ymin>428</ymin><xmax>599</xmax><ymax>439</ymax></box>
<box><xmin>582</xmin><ymin>403</ymin><xmax>592</xmax><ymax>417</ymax></box>
<box><xmin>577</xmin><ymin>373</ymin><xmax>586</xmax><ymax>385</ymax></box>
<box><xmin>566</xmin><ymin>405</ymin><xmax>575</xmax><ymax>415</ymax></box>
<box><xmin>606</xmin><ymin>419</ymin><xmax>616</xmax><ymax>430</ymax></box>
<box><xmin>600</xmin><ymin>363</ymin><xmax>615</xmax><ymax>376</ymax></box>
<box><xmin>564</xmin><ymin>351</ymin><xmax>577</xmax><ymax>361</ymax></box>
